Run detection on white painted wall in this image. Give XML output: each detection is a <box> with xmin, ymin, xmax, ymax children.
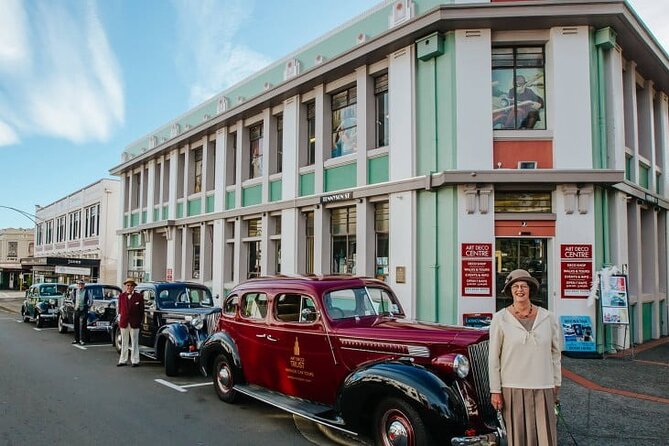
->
<box><xmin>388</xmin><ymin>45</ymin><xmax>415</xmax><ymax>181</ymax></box>
<box><xmin>388</xmin><ymin>191</ymin><xmax>415</xmax><ymax>318</ymax></box>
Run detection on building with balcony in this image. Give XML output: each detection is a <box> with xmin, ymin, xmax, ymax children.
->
<box><xmin>0</xmin><ymin>228</ymin><xmax>33</xmax><ymax>290</ymax></box>
<box><xmin>32</xmin><ymin>179</ymin><xmax>120</xmax><ymax>284</ymax></box>
<box><xmin>110</xmin><ymin>0</ymin><xmax>669</xmax><ymax>348</ymax></box>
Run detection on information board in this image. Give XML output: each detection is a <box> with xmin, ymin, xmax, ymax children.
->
<box><xmin>560</xmin><ymin>315</ymin><xmax>596</xmax><ymax>352</ymax></box>
<box><xmin>601</xmin><ymin>274</ymin><xmax>630</xmax><ymax>325</ymax></box>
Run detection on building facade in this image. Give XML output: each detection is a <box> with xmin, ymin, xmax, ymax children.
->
<box><xmin>111</xmin><ymin>0</ymin><xmax>669</xmax><ymax>347</ymax></box>
<box><xmin>0</xmin><ymin>228</ymin><xmax>34</xmax><ymax>290</ymax></box>
<box><xmin>32</xmin><ymin>179</ymin><xmax>120</xmax><ymax>284</ymax></box>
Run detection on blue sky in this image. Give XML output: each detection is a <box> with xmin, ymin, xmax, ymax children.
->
<box><xmin>0</xmin><ymin>0</ymin><xmax>667</xmax><ymax>229</ymax></box>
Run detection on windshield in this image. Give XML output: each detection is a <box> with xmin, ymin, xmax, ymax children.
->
<box><xmin>158</xmin><ymin>286</ymin><xmax>213</xmax><ymax>308</ymax></box>
<box><xmin>88</xmin><ymin>286</ymin><xmax>121</xmax><ymax>300</ymax></box>
<box><xmin>323</xmin><ymin>287</ymin><xmax>404</xmax><ymax>320</ymax></box>
<box><xmin>39</xmin><ymin>285</ymin><xmax>68</xmax><ymax>297</ymax></box>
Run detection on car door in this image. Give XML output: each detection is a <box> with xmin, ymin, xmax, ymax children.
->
<box><xmin>62</xmin><ymin>286</ymin><xmax>75</xmax><ymax>323</ymax></box>
<box><xmin>139</xmin><ymin>288</ymin><xmax>158</xmax><ymax>348</ymax></box>
<box><xmin>235</xmin><ymin>291</ymin><xmax>272</xmax><ymax>388</ymax></box>
<box><xmin>265</xmin><ymin>292</ymin><xmax>337</xmax><ymax>404</ymax></box>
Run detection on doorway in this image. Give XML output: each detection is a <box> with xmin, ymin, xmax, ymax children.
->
<box><xmin>495</xmin><ymin>238</ymin><xmax>548</xmax><ymax>311</ymax></box>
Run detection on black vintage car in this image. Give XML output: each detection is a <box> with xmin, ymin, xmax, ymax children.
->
<box><xmin>111</xmin><ymin>282</ymin><xmax>221</xmax><ymax>377</ymax></box>
<box><xmin>57</xmin><ymin>283</ymin><xmax>122</xmax><ymax>342</ymax></box>
<box><xmin>21</xmin><ymin>283</ymin><xmax>69</xmax><ymax>327</ymax></box>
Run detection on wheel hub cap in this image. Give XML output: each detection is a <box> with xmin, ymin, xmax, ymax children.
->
<box><xmin>218</xmin><ymin>367</ymin><xmax>230</xmax><ymax>387</ymax></box>
<box><xmin>387</xmin><ymin>420</ymin><xmax>409</xmax><ymax>446</ymax></box>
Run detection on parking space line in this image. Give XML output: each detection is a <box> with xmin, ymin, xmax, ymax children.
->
<box><xmin>155</xmin><ymin>379</ymin><xmax>188</xmax><ymax>393</ymax></box>
<box><xmin>181</xmin><ymin>382</ymin><xmax>212</xmax><ymax>389</ymax></box>
<box><xmin>33</xmin><ymin>327</ymin><xmax>57</xmax><ymax>331</ymax></box>
<box><xmin>74</xmin><ymin>344</ymin><xmax>87</xmax><ymax>350</ymax></box>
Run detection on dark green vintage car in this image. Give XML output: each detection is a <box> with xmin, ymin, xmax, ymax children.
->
<box><xmin>21</xmin><ymin>283</ymin><xmax>69</xmax><ymax>328</ymax></box>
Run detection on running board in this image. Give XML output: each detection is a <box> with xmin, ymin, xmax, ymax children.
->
<box><xmin>234</xmin><ymin>384</ymin><xmax>358</xmax><ymax>437</ymax></box>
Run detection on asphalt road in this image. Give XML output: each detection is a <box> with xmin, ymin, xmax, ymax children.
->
<box><xmin>0</xmin><ymin>310</ymin><xmax>325</xmax><ymax>446</ymax></box>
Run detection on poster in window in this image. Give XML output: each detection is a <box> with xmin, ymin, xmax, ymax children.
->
<box><xmin>601</xmin><ymin>274</ymin><xmax>630</xmax><ymax>325</ymax></box>
<box><xmin>492</xmin><ymin>68</ymin><xmax>545</xmax><ymax>130</ymax></box>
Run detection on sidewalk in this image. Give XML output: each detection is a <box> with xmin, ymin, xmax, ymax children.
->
<box><xmin>0</xmin><ymin>290</ymin><xmax>23</xmax><ymax>314</ymax></box>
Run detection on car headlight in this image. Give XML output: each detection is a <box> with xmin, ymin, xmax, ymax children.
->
<box><xmin>191</xmin><ymin>316</ymin><xmax>204</xmax><ymax>330</ymax></box>
<box><xmin>432</xmin><ymin>353</ymin><xmax>470</xmax><ymax>379</ymax></box>
<box><xmin>49</xmin><ymin>299</ymin><xmax>56</xmax><ymax>305</ymax></box>
<box><xmin>453</xmin><ymin>354</ymin><xmax>470</xmax><ymax>379</ymax></box>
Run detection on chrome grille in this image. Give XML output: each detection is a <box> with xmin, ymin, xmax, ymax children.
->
<box><xmin>468</xmin><ymin>340</ymin><xmax>496</xmax><ymax>425</ymax></box>
<box><xmin>205</xmin><ymin>311</ymin><xmax>221</xmax><ymax>336</ymax></box>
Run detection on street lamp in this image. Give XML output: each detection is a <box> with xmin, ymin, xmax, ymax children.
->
<box><xmin>0</xmin><ymin>205</ymin><xmax>42</xmax><ymax>226</ymax></box>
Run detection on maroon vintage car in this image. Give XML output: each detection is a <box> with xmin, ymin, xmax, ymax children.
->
<box><xmin>199</xmin><ymin>276</ymin><xmax>505</xmax><ymax>446</ymax></box>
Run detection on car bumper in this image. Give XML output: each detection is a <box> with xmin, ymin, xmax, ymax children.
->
<box><xmin>39</xmin><ymin>313</ymin><xmax>58</xmax><ymax>320</ymax></box>
<box><xmin>86</xmin><ymin>323</ymin><xmax>112</xmax><ymax>333</ymax></box>
<box><xmin>179</xmin><ymin>351</ymin><xmax>200</xmax><ymax>360</ymax></box>
<box><xmin>451</xmin><ymin>432</ymin><xmax>503</xmax><ymax>446</ymax></box>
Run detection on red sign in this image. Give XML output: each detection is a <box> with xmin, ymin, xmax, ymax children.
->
<box><xmin>166</xmin><ymin>268</ymin><xmax>173</xmax><ymax>282</ymax></box>
<box><xmin>560</xmin><ymin>244</ymin><xmax>593</xmax><ymax>298</ymax></box>
<box><xmin>461</xmin><ymin>243</ymin><xmax>493</xmax><ymax>258</ymax></box>
<box><xmin>462</xmin><ymin>260</ymin><xmax>493</xmax><ymax>296</ymax></box>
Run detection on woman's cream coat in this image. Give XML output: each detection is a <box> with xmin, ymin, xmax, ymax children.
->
<box><xmin>488</xmin><ymin>306</ymin><xmax>562</xmax><ymax>393</ymax></box>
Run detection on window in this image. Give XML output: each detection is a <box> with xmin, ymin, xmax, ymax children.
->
<box><xmin>275</xmin><ymin>294</ymin><xmax>317</xmax><ymax>323</ymax></box>
<box><xmin>331</xmin><ymin>206</ymin><xmax>356</xmax><ymax>274</ymax></box>
<box><xmin>375</xmin><ymin>74</ymin><xmax>389</xmax><ymax>148</ymax></box>
<box><xmin>192</xmin><ymin>148</ymin><xmax>203</xmax><ymax>194</ymax></box>
<box><xmin>306</xmin><ymin>102</ymin><xmax>316</xmax><ymax>165</ymax></box>
<box><xmin>84</xmin><ymin>204</ymin><xmax>100</xmax><ymax>237</ymax></box>
<box><xmin>56</xmin><ymin>215</ymin><xmax>66</xmax><ymax>242</ymax></box>
<box><xmin>305</xmin><ymin>211</ymin><xmax>314</xmax><ymax>274</ymax></box>
<box><xmin>127</xmin><ymin>249</ymin><xmax>144</xmax><ymax>278</ymax></box>
<box><xmin>276</xmin><ymin>115</ymin><xmax>283</xmax><ymax>173</ymax></box>
<box><xmin>492</xmin><ymin>47</ymin><xmax>545</xmax><ymax>130</ymax></box>
<box><xmin>331</xmin><ymin>86</ymin><xmax>357</xmax><ymax>158</ymax></box>
<box><xmin>494</xmin><ymin>191</ymin><xmax>552</xmax><ymax>213</ymax></box>
<box><xmin>223</xmin><ymin>294</ymin><xmax>239</xmax><ymax>316</ymax></box>
<box><xmin>227</xmin><ymin>132</ymin><xmax>237</xmax><ymax>186</ymax></box>
<box><xmin>36</xmin><ymin>224</ymin><xmax>43</xmax><ymax>246</ymax></box>
<box><xmin>247</xmin><ymin>218</ymin><xmax>262</xmax><ymax>279</ymax></box>
<box><xmin>69</xmin><ymin>211</ymin><xmax>81</xmax><ymax>240</ymax></box>
<box><xmin>192</xmin><ymin>226</ymin><xmax>201</xmax><ymax>279</ymax></box>
<box><xmin>375</xmin><ymin>202</ymin><xmax>389</xmax><ymax>281</ymax></box>
<box><xmin>45</xmin><ymin>220</ymin><xmax>53</xmax><ymax>244</ymax></box>
<box><xmin>7</xmin><ymin>242</ymin><xmax>17</xmax><ymax>259</ymax></box>
<box><xmin>249</xmin><ymin>123</ymin><xmax>263</xmax><ymax>179</ymax></box>
<box><xmin>271</xmin><ymin>215</ymin><xmax>281</xmax><ymax>274</ymax></box>
<box><xmin>240</xmin><ymin>293</ymin><xmax>268</xmax><ymax>320</ymax></box>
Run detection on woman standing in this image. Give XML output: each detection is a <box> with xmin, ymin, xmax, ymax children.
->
<box><xmin>488</xmin><ymin>269</ymin><xmax>562</xmax><ymax>446</ymax></box>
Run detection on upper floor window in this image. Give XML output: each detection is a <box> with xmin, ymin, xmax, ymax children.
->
<box><xmin>375</xmin><ymin>74</ymin><xmax>389</xmax><ymax>148</ymax></box>
<box><xmin>249</xmin><ymin>123</ymin><xmax>263</xmax><ymax>179</ymax></box>
<box><xmin>45</xmin><ymin>220</ymin><xmax>53</xmax><ymax>244</ymax></box>
<box><xmin>56</xmin><ymin>215</ymin><xmax>66</xmax><ymax>243</ymax></box>
<box><xmin>7</xmin><ymin>241</ymin><xmax>17</xmax><ymax>259</ymax></box>
<box><xmin>69</xmin><ymin>210</ymin><xmax>81</xmax><ymax>241</ymax></box>
<box><xmin>306</xmin><ymin>102</ymin><xmax>316</xmax><ymax>165</ymax></box>
<box><xmin>84</xmin><ymin>203</ymin><xmax>100</xmax><ymax>237</ymax></box>
<box><xmin>192</xmin><ymin>148</ymin><xmax>203</xmax><ymax>194</ymax></box>
<box><xmin>331</xmin><ymin>86</ymin><xmax>357</xmax><ymax>158</ymax></box>
<box><xmin>494</xmin><ymin>191</ymin><xmax>552</xmax><ymax>213</ymax></box>
<box><xmin>36</xmin><ymin>224</ymin><xmax>43</xmax><ymax>246</ymax></box>
<box><xmin>276</xmin><ymin>115</ymin><xmax>283</xmax><ymax>173</ymax></box>
<box><xmin>227</xmin><ymin>132</ymin><xmax>237</xmax><ymax>186</ymax></box>
<box><xmin>192</xmin><ymin>226</ymin><xmax>201</xmax><ymax>279</ymax></box>
<box><xmin>492</xmin><ymin>47</ymin><xmax>545</xmax><ymax>130</ymax></box>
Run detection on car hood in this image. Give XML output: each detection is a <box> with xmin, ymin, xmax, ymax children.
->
<box><xmin>330</xmin><ymin>317</ymin><xmax>489</xmax><ymax>350</ymax></box>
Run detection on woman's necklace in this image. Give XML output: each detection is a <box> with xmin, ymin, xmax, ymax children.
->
<box><xmin>512</xmin><ymin>303</ymin><xmax>534</xmax><ymax>319</ymax></box>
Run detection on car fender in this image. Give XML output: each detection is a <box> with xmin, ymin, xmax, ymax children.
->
<box><xmin>157</xmin><ymin>323</ymin><xmax>191</xmax><ymax>349</ymax></box>
<box><xmin>337</xmin><ymin>360</ymin><xmax>468</xmax><ymax>435</ymax></box>
<box><xmin>198</xmin><ymin>331</ymin><xmax>241</xmax><ymax>377</ymax></box>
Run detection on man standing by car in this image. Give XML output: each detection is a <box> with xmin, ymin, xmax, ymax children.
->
<box><xmin>117</xmin><ymin>278</ymin><xmax>144</xmax><ymax>367</ymax></box>
<box><xmin>72</xmin><ymin>280</ymin><xmax>90</xmax><ymax>345</ymax></box>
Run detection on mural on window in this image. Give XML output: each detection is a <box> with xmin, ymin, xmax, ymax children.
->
<box><xmin>492</xmin><ymin>47</ymin><xmax>545</xmax><ymax>130</ymax></box>
<box><xmin>331</xmin><ymin>87</ymin><xmax>357</xmax><ymax>158</ymax></box>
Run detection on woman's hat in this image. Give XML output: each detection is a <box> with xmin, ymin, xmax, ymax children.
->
<box><xmin>123</xmin><ymin>278</ymin><xmax>137</xmax><ymax>286</ymax></box>
<box><xmin>503</xmin><ymin>269</ymin><xmax>539</xmax><ymax>296</ymax></box>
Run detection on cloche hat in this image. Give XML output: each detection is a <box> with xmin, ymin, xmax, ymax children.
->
<box><xmin>502</xmin><ymin>269</ymin><xmax>539</xmax><ymax>296</ymax></box>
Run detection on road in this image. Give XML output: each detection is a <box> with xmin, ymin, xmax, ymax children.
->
<box><xmin>0</xmin><ymin>307</ymin><xmax>341</xmax><ymax>446</ymax></box>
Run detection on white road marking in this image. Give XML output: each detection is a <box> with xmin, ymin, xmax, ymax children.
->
<box><xmin>155</xmin><ymin>379</ymin><xmax>188</xmax><ymax>393</ymax></box>
<box><xmin>77</xmin><ymin>344</ymin><xmax>110</xmax><ymax>348</ymax></box>
<box><xmin>181</xmin><ymin>382</ymin><xmax>212</xmax><ymax>389</ymax></box>
<box><xmin>74</xmin><ymin>344</ymin><xmax>87</xmax><ymax>350</ymax></box>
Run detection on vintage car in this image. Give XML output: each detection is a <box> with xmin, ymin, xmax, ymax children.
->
<box><xmin>111</xmin><ymin>281</ymin><xmax>221</xmax><ymax>377</ymax></box>
<box><xmin>199</xmin><ymin>276</ymin><xmax>505</xmax><ymax>446</ymax></box>
<box><xmin>21</xmin><ymin>283</ymin><xmax>69</xmax><ymax>327</ymax></box>
<box><xmin>57</xmin><ymin>283</ymin><xmax>122</xmax><ymax>341</ymax></box>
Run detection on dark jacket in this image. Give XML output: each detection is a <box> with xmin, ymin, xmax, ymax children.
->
<box><xmin>118</xmin><ymin>291</ymin><xmax>144</xmax><ymax>329</ymax></box>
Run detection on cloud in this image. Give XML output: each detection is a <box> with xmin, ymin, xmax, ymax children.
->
<box><xmin>0</xmin><ymin>119</ymin><xmax>19</xmax><ymax>146</ymax></box>
<box><xmin>0</xmin><ymin>1</ymin><xmax>124</xmax><ymax>146</ymax></box>
<box><xmin>173</xmin><ymin>0</ymin><xmax>272</xmax><ymax>106</ymax></box>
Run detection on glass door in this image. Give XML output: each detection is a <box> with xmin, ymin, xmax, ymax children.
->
<box><xmin>495</xmin><ymin>238</ymin><xmax>548</xmax><ymax>311</ymax></box>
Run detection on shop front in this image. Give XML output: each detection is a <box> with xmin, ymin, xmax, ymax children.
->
<box><xmin>20</xmin><ymin>257</ymin><xmax>101</xmax><ymax>285</ymax></box>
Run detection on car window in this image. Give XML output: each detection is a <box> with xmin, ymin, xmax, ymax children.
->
<box><xmin>143</xmin><ymin>290</ymin><xmax>156</xmax><ymax>305</ymax></box>
<box><xmin>185</xmin><ymin>287</ymin><xmax>213</xmax><ymax>307</ymax></box>
<box><xmin>101</xmin><ymin>287</ymin><xmax>121</xmax><ymax>300</ymax></box>
<box><xmin>158</xmin><ymin>289</ymin><xmax>176</xmax><ymax>308</ymax></box>
<box><xmin>366</xmin><ymin>287</ymin><xmax>403</xmax><ymax>316</ymax></box>
<box><xmin>223</xmin><ymin>294</ymin><xmax>239</xmax><ymax>316</ymax></box>
<box><xmin>240</xmin><ymin>293</ymin><xmax>268</xmax><ymax>320</ymax></box>
<box><xmin>275</xmin><ymin>294</ymin><xmax>317</xmax><ymax>323</ymax></box>
<box><xmin>88</xmin><ymin>287</ymin><xmax>103</xmax><ymax>300</ymax></box>
<box><xmin>324</xmin><ymin>287</ymin><xmax>403</xmax><ymax>320</ymax></box>
<box><xmin>40</xmin><ymin>285</ymin><xmax>61</xmax><ymax>297</ymax></box>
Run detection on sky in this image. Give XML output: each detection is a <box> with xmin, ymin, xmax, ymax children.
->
<box><xmin>0</xmin><ymin>0</ymin><xmax>667</xmax><ymax>229</ymax></box>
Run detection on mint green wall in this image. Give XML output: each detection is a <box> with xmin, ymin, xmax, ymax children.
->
<box><xmin>123</xmin><ymin>214</ymin><xmax>129</xmax><ymax>229</ymax></box>
<box><xmin>162</xmin><ymin>206</ymin><xmax>169</xmax><ymax>220</ymax></box>
<box><xmin>368</xmin><ymin>155</ymin><xmax>389</xmax><ymax>184</ymax></box>
<box><xmin>324</xmin><ymin>163</ymin><xmax>357</xmax><ymax>192</ymax></box>
<box><xmin>299</xmin><ymin>173</ymin><xmax>315</xmax><ymax>197</ymax></box>
<box><xmin>141</xmin><ymin>211</ymin><xmax>147</xmax><ymax>224</ymax></box>
<box><xmin>226</xmin><ymin>191</ymin><xmax>235</xmax><ymax>210</ymax></box>
<box><xmin>206</xmin><ymin>195</ymin><xmax>215</xmax><ymax>213</ymax></box>
<box><xmin>415</xmin><ymin>32</ymin><xmax>459</xmax><ymax>324</ymax></box>
<box><xmin>242</xmin><ymin>185</ymin><xmax>262</xmax><ymax>207</ymax></box>
<box><xmin>187</xmin><ymin>198</ymin><xmax>202</xmax><ymax>216</ymax></box>
<box><xmin>153</xmin><ymin>208</ymin><xmax>160</xmax><ymax>222</ymax></box>
<box><xmin>176</xmin><ymin>202</ymin><xmax>184</xmax><ymax>219</ymax></box>
<box><xmin>639</xmin><ymin>164</ymin><xmax>649</xmax><ymax>189</ymax></box>
<box><xmin>270</xmin><ymin>180</ymin><xmax>282</xmax><ymax>202</ymax></box>
<box><xmin>130</xmin><ymin>212</ymin><xmax>140</xmax><ymax>227</ymax></box>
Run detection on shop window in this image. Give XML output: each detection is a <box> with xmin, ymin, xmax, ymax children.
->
<box><xmin>305</xmin><ymin>211</ymin><xmax>314</xmax><ymax>274</ymax></box>
<box><xmin>492</xmin><ymin>47</ymin><xmax>546</xmax><ymax>130</ymax></box>
<box><xmin>375</xmin><ymin>74</ymin><xmax>389</xmax><ymax>148</ymax></box>
<box><xmin>375</xmin><ymin>202</ymin><xmax>389</xmax><ymax>281</ymax></box>
<box><xmin>495</xmin><ymin>238</ymin><xmax>548</xmax><ymax>311</ymax></box>
<box><xmin>331</xmin><ymin>87</ymin><xmax>357</xmax><ymax>158</ymax></box>
<box><xmin>192</xmin><ymin>226</ymin><xmax>201</xmax><ymax>279</ymax></box>
<box><xmin>249</xmin><ymin>123</ymin><xmax>263</xmax><ymax>179</ymax></box>
<box><xmin>331</xmin><ymin>206</ymin><xmax>356</xmax><ymax>274</ymax></box>
<box><xmin>494</xmin><ymin>191</ymin><xmax>551</xmax><ymax>213</ymax></box>
<box><xmin>306</xmin><ymin>102</ymin><xmax>316</xmax><ymax>165</ymax></box>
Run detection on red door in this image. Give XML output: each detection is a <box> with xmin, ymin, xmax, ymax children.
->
<box><xmin>235</xmin><ymin>292</ymin><xmax>273</xmax><ymax>389</ymax></box>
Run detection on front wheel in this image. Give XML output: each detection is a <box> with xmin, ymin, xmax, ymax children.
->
<box><xmin>113</xmin><ymin>328</ymin><xmax>122</xmax><ymax>353</ymax></box>
<box><xmin>58</xmin><ymin>315</ymin><xmax>68</xmax><ymax>333</ymax></box>
<box><xmin>36</xmin><ymin>313</ymin><xmax>44</xmax><ymax>328</ymax></box>
<box><xmin>373</xmin><ymin>397</ymin><xmax>431</xmax><ymax>446</ymax></box>
<box><xmin>213</xmin><ymin>354</ymin><xmax>239</xmax><ymax>403</ymax></box>
<box><xmin>21</xmin><ymin>307</ymin><xmax>30</xmax><ymax>323</ymax></box>
<box><xmin>164</xmin><ymin>341</ymin><xmax>179</xmax><ymax>377</ymax></box>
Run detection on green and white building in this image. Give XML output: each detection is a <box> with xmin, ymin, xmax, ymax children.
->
<box><xmin>111</xmin><ymin>0</ymin><xmax>669</xmax><ymax>347</ymax></box>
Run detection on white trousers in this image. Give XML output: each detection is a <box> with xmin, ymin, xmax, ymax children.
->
<box><xmin>119</xmin><ymin>326</ymin><xmax>140</xmax><ymax>365</ymax></box>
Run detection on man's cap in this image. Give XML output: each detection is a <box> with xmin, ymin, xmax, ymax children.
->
<box><xmin>123</xmin><ymin>278</ymin><xmax>137</xmax><ymax>286</ymax></box>
<box><xmin>77</xmin><ymin>280</ymin><xmax>85</xmax><ymax>285</ymax></box>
